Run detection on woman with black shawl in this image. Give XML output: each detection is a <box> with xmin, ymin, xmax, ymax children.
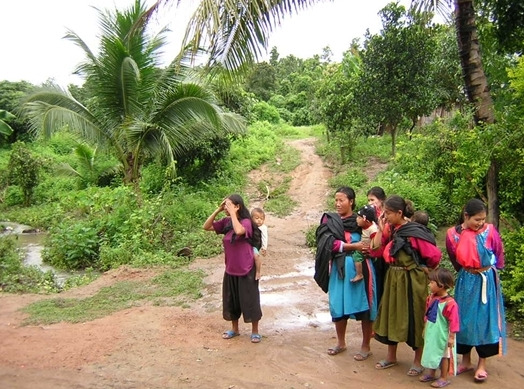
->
<box><xmin>314</xmin><ymin>187</ymin><xmax>377</xmax><ymax>360</ymax></box>
<box><xmin>370</xmin><ymin>195</ymin><xmax>441</xmax><ymax>375</ymax></box>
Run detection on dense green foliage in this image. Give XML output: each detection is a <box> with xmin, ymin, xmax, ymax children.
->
<box><xmin>1</xmin><ymin>0</ymin><xmax>524</xmax><ymax>323</ymax></box>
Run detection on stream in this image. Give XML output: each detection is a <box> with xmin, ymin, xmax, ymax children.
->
<box><xmin>1</xmin><ymin>221</ymin><xmax>71</xmax><ymax>286</ymax></box>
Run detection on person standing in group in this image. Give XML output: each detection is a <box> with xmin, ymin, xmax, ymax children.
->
<box><xmin>446</xmin><ymin>198</ymin><xmax>506</xmax><ymax>383</ymax></box>
<box><xmin>203</xmin><ymin>194</ymin><xmax>263</xmax><ymax>344</ymax></box>
<box><xmin>314</xmin><ymin>186</ymin><xmax>377</xmax><ymax>361</ymax></box>
<box><xmin>251</xmin><ymin>207</ymin><xmax>268</xmax><ymax>281</ymax></box>
<box><xmin>366</xmin><ymin>186</ymin><xmax>388</xmax><ymax>303</ymax></box>
<box><xmin>370</xmin><ymin>195</ymin><xmax>442</xmax><ymax>376</ymax></box>
<box><xmin>419</xmin><ymin>268</ymin><xmax>460</xmax><ymax>388</ymax></box>
<box><xmin>367</xmin><ymin>186</ymin><xmax>387</xmax><ymax>219</ymax></box>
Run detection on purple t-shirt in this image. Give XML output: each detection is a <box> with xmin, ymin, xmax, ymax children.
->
<box><xmin>213</xmin><ymin>217</ymin><xmax>254</xmax><ymax>276</ymax></box>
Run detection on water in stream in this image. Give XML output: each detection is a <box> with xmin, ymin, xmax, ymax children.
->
<box><xmin>1</xmin><ymin>221</ymin><xmax>71</xmax><ymax>285</ymax></box>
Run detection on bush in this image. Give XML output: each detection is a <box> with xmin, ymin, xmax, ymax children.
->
<box><xmin>43</xmin><ymin>221</ymin><xmax>100</xmax><ymax>270</ymax></box>
<box><xmin>501</xmin><ymin>227</ymin><xmax>524</xmax><ymax>320</ymax></box>
<box><xmin>249</xmin><ymin>102</ymin><xmax>281</xmax><ymax>124</ymax></box>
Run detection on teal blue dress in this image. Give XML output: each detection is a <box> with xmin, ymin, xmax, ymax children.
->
<box><xmin>328</xmin><ymin>231</ymin><xmax>377</xmax><ymax>321</ymax></box>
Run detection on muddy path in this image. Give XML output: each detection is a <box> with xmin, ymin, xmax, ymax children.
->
<box><xmin>1</xmin><ymin>138</ymin><xmax>523</xmax><ymax>388</ymax></box>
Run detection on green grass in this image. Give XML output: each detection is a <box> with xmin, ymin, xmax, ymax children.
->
<box><xmin>21</xmin><ymin>268</ymin><xmax>204</xmax><ymax>325</ymax></box>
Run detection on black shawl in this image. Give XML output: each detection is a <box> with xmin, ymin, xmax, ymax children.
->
<box><xmin>314</xmin><ymin>212</ymin><xmax>360</xmax><ymax>293</ymax></box>
<box><xmin>389</xmin><ymin>222</ymin><xmax>436</xmax><ymax>265</ymax></box>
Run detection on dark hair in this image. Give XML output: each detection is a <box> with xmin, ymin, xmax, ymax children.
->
<box><xmin>335</xmin><ymin>186</ymin><xmax>356</xmax><ymax>210</ymax></box>
<box><xmin>367</xmin><ymin>186</ymin><xmax>386</xmax><ymax>202</ymax></box>
<box><xmin>429</xmin><ymin>268</ymin><xmax>455</xmax><ymax>290</ymax></box>
<box><xmin>384</xmin><ymin>195</ymin><xmax>415</xmax><ymax>218</ymax></box>
<box><xmin>411</xmin><ymin>210</ymin><xmax>429</xmax><ymax>226</ymax></box>
<box><xmin>227</xmin><ymin>194</ymin><xmax>261</xmax><ymax>249</ymax></box>
<box><xmin>251</xmin><ymin>207</ymin><xmax>265</xmax><ymax>217</ymax></box>
<box><xmin>457</xmin><ymin>198</ymin><xmax>487</xmax><ymax>224</ymax></box>
<box><xmin>228</xmin><ymin>194</ymin><xmax>251</xmax><ymax>220</ymax></box>
<box><xmin>357</xmin><ymin>204</ymin><xmax>377</xmax><ymax>223</ymax></box>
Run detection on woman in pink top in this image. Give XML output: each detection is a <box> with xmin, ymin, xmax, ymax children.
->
<box><xmin>203</xmin><ymin>194</ymin><xmax>263</xmax><ymax>344</ymax></box>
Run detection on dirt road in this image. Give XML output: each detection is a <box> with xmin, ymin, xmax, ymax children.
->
<box><xmin>1</xmin><ymin>138</ymin><xmax>523</xmax><ymax>388</ymax></box>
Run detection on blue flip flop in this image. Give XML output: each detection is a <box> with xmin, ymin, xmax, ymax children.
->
<box><xmin>222</xmin><ymin>330</ymin><xmax>239</xmax><ymax>339</ymax></box>
<box><xmin>251</xmin><ymin>333</ymin><xmax>262</xmax><ymax>343</ymax></box>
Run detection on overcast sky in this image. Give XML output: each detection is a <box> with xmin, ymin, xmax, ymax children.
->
<box><xmin>0</xmin><ymin>0</ymin><xmax>412</xmax><ymax>87</ymax></box>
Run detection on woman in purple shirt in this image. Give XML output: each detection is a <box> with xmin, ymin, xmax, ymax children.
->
<box><xmin>203</xmin><ymin>194</ymin><xmax>263</xmax><ymax>343</ymax></box>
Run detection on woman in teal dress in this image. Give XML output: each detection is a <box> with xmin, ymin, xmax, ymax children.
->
<box><xmin>314</xmin><ymin>186</ymin><xmax>377</xmax><ymax>360</ymax></box>
<box><xmin>446</xmin><ymin>198</ymin><xmax>506</xmax><ymax>383</ymax></box>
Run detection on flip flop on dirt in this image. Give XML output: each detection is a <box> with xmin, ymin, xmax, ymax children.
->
<box><xmin>327</xmin><ymin>345</ymin><xmax>346</xmax><ymax>356</ymax></box>
<box><xmin>353</xmin><ymin>351</ymin><xmax>373</xmax><ymax>361</ymax></box>
<box><xmin>457</xmin><ymin>365</ymin><xmax>474</xmax><ymax>375</ymax></box>
<box><xmin>375</xmin><ymin>359</ymin><xmax>397</xmax><ymax>370</ymax></box>
<box><xmin>431</xmin><ymin>378</ymin><xmax>451</xmax><ymax>388</ymax></box>
<box><xmin>407</xmin><ymin>365</ymin><xmax>424</xmax><ymax>376</ymax></box>
<box><xmin>250</xmin><ymin>334</ymin><xmax>262</xmax><ymax>343</ymax></box>
<box><xmin>222</xmin><ymin>330</ymin><xmax>239</xmax><ymax>339</ymax></box>
<box><xmin>474</xmin><ymin>370</ymin><xmax>488</xmax><ymax>382</ymax></box>
<box><xmin>419</xmin><ymin>374</ymin><xmax>437</xmax><ymax>383</ymax></box>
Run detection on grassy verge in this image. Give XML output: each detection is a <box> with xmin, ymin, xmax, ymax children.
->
<box><xmin>21</xmin><ymin>268</ymin><xmax>204</xmax><ymax>325</ymax></box>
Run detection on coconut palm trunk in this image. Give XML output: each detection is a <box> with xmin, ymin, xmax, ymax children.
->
<box><xmin>454</xmin><ymin>0</ymin><xmax>499</xmax><ymax>226</ymax></box>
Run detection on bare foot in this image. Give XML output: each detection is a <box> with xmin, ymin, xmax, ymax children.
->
<box><xmin>351</xmin><ymin>274</ymin><xmax>363</xmax><ymax>282</ymax></box>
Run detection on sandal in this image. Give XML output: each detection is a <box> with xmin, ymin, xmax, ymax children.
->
<box><xmin>431</xmin><ymin>378</ymin><xmax>451</xmax><ymax>388</ymax></box>
<box><xmin>407</xmin><ymin>365</ymin><xmax>424</xmax><ymax>376</ymax></box>
<box><xmin>457</xmin><ymin>365</ymin><xmax>473</xmax><ymax>375</ymax></box>
<box><xmin>375</xmin><ymin>359</ymin><xmax>397</xmax><ymax>370</ymax></box>
<box><xmin>222</xmin><ymin>330</ymin><xmax>239</xmax><ymax>339</ymax></box>
<box><xmin>353</xmin><ymin>351</ymin><xmax>373</xmax><ymax>361</ymax></box>
<box><xmin>474</xmin><ymin>370</ymin><xmax>488</xmax><ymax>382</ymax></box>
<box><xmin>327</xmin><ymin>345</ymin><xmax>347</xmax><ymax>356</ymax></box>
<box><xmin>251</xmin><ymin>333</ymin><xmax>262</xmax><ymax>343</ymax></box>
<box><xmin>419</xmin><ymin>374</ymin><xmax>437</xmax><ymax>383</ymax></box>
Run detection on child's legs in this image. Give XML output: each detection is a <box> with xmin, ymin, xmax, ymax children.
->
<box><xmin>355</xmin><ymin>261</ymin><xmax>362</xmax><ymax>275</ymax></box>
<box><xmin>440</xmin><ymin>357</ymin><xmax>450</xmax><ymax>380</ymax></box>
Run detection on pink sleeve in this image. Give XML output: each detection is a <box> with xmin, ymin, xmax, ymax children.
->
<box><xmin>410</xmin><ymin>237</ymin><xmax>442</xmax><ymax>268</ymax></box>
<box><xmin>443</xmin><ymin>299</ymin><xmax>460</xmax><ymax>333</ymax></box>
<box><xmin>368</xmin><ymin>224</ymin><xmax>391</xmax><ymax>258</ymax></box>
<box><xmin>333</xmin><ymin>240</ymin><xmax>343</xmax><ymax>252</ymax></box>
<box><xmin>490</xmin><ymin>226</ymin><xmax>505</xmax><ymax>269</ymax></box>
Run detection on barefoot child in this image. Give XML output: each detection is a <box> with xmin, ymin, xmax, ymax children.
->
<box><xmin>419</xmin><ymin>268</ymin><xmax>459</xmax><ymax>388</ymax></box>
<box><xmin>251</xmin><ymin>208</ymin><xmax>268</xmax><ymax>280</ymax></box>
<box><xmin>352</xmin><ymin>205</ymin><xmax>378</xmax><ymax>282</ymax></box>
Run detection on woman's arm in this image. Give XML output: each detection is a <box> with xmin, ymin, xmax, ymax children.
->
<box><xmin>203</xmin><ymin>200</ymin><xmax>226</xmax><ymax>231</ymax></box>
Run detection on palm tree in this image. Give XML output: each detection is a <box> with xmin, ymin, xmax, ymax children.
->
<box><xmin>412</xmin><ymin>0</ymin><xmax>499</xmax><ymax>226</ymax></box>
<box><xmin>23</xmin><ymin>0</ymin><xmax>245</xmax><ymax>186</ymax></box>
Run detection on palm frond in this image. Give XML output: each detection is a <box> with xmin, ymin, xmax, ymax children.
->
<box><xmin>181</xmin><ymin>0</ymin><xmax>325</xmax><ymax>71</ymax></box>
<box><xmin>22</xmin><ymin>87</ymin><xmax>103</xmax><ymax>142</ymax></box>
<box><xmin>410</xmin><ymin>0</ymin><xmax>453</xmax><ymax>22</ymax></box>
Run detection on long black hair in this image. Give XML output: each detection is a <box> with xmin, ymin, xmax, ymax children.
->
<box><xmin>226</xmin><ymin>194</ymin><xmax>261</xmax><ymax>249</ymax></box>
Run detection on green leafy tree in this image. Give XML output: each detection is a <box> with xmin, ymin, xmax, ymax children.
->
<box><xmin>245</xmin><ymin>61</ymin><xmax>277</xmax><ymax>101</ymax></box>
<box><xmin>7</xmin><ymin>141</ymin><xmax>41</xmax><ymax>206</ymax></box>
<box><xmin>316</xmin><ymin>42</ymin><xmax>362</xmax><ymax>135</ymax></box>
<box><xmin>22</xmin><ymin>0</ymin><xmax>245</xmax><ymax>186</ymax></box>
<box><xmin>355</xmin><ymin>3</ymin><xmax>439</xmax><ymax>155</ymax></box>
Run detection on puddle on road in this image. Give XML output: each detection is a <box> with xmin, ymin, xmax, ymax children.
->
<box><xmin>259</xmin><ymin>256</ymin><xmax>332</xmax><ymax>332</ymax></box>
